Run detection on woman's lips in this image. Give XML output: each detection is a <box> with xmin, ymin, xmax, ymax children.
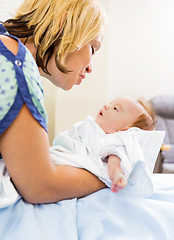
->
<box><xmin>81</xmin><ymin>75</ymin><xmax>85</xmax><ymax>80</ymax></box>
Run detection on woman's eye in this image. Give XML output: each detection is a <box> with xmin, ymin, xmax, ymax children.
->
<box><xmin>91</xmin><ymin>46</ymin><xmax>95</xmax><ymax>55</ymax></box>
<box><xmin>114</xmin><ymin>107</ymin><xmax>118</xmax><ymax>111</ymax></box>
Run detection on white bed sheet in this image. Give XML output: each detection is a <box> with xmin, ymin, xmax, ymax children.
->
<box><xmin>0</xmin><ymin>173</ymin><xmax>174</xmax><ymax>240</ymax></box>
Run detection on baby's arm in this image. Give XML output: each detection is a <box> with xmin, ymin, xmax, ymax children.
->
<box><xmin>108</xmin><ymin>154</ymin><xmax>127</xmax><ymax>193</ymax></box>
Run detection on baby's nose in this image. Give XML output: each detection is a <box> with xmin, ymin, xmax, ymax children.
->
<box><xmin>104</xmin><ymin>105</ymin><xmax>109</xmax><ymax>110</ymax></box>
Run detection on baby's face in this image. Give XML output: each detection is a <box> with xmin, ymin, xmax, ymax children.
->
<box><xmin>95</xmin><ymin>96</ymin><xmax>146</xmax><ymax>134</ymax></box>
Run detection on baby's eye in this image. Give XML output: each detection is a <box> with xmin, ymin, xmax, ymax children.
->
<box><xmin>114</xmin><ymin>106</ymin><xmax>118</xmax><ymax>111</ymax></box>
<box><xmin>91</xmin><ymin>46</ymin><xmax>95</xmax><ymax>55</ymax></box>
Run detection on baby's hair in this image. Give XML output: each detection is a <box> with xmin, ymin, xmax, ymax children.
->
<box><xmin>131</xmin><ymin>97</ymin><xmax>157</xmax><ymax>130</ymax></box>
<box><xmin>4</xmin><ymin>0</ymin><xmax>107</xmax><ymax>74</ymax></box>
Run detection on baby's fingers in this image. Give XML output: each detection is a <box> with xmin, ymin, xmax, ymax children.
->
<box><xmin>119</xmin><ymin>176</ymin><xmax>127</xmax><ymax>188</ymax></box>
<box><xmin>111</xmin><ymin>185</ymin><xmax>123</xmax><ymax>193</ymax></box>
<box><xmin>112</xmin><ymin>173</ymin><xmax>127</xmax><ymax>187</ymax></box>
<box><xmin>111</xmin><ymin>174</ymin><xmax>127</xmax><ymax>193</ymax></box>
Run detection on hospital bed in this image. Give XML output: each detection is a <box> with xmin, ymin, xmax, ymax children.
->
<box><xmin>0</xmin><ymin>170</ymin><xmax>174</xmax><ymax>239</ymax></box>
<box><xmin>0</xmin><ymin>128</ymin><xmax>174</xmax><ymax>240</ymax></box>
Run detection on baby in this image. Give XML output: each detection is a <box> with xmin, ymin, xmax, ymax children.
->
<box><xmin>52</xmin><ymin>96</ymin><xmax>156</xmax><ymax>193</ymax></box>
<box><xmin>95</xmin><ymin>96</ymin><xmax>156</xmax><ymax>192</ymax></box>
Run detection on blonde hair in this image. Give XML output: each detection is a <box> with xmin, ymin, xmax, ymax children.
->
<box><xmin>4</xmin><ymin>0</ymin><xmax>107</xmax><ymax>73</ymax></box>
<box><xmin>131</xmin><ymin>97</ymin><xmax>156</xmax><ymax>130</ymax></box>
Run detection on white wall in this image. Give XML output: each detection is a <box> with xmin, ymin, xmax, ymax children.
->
<box><xmin>107</xmin><ymin>0</ymin><xmax>174</xmax><ymax>101</ymax></box>
<box><xmin>1</xmin><ymin>0</ymin><xmax>174</xmax><ymax>144</ymax></box>
<box><xmin>0</xmin><ymin>0</ymin><xmax>22</xmax><ymax>21</ymax></box>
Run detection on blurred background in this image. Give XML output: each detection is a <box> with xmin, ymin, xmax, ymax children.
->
<box><xmin>1</xmin><ymin>0</ymin><xmax>174</xmax><ymax>145</ymax></box>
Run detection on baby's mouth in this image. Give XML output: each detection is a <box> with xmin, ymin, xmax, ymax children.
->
<box><xmin>99</xmin><ymin>110</ymin><xmax>103</xmax><ymax>116</ymax></box>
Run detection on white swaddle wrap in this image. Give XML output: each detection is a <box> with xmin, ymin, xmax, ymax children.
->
<box><xmin>0</xmin><ymin>160</ymin><xmax>20</xmax><ymax>208</ymax></box>
<box><xmin>50</xmin><ymin>116</ymin><xmax>165</xmax><ymax>197</ymax></box>
<box><xmin>0</xmin><ymin>117</ymin><xmax>165</xmax><ymax>208</ymax></box>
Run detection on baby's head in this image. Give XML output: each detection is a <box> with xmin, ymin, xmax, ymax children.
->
<box><xmin>95</xmin><ymin>96</ymin><xmax>156</xmax><ymax>134</ymax></box>
<box><xmin>131</xmin><ymin>97</ymin><xmax>156</xmax><ymax>130</ymax></box>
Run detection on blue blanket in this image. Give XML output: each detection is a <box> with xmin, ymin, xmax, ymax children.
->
<box><xmin>0</xmin><ymin>174</ymin><xmax>174</xmax><ymax>240</ymax></box>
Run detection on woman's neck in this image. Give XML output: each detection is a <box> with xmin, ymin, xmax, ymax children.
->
<box><xmin>20</xmin><ymin>36</ymin><xmax>37</xmax><ymax>61</ymax></box>
<box><xmin>20</xmin><ymin>36</ymin><xmax>43</xmax><ymax>75</ymax></box>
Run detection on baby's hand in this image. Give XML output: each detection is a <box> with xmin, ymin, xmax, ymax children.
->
<box><xmin>111</xmin><ymin>172</ymin><xmax>127</xmax><ymax>193</ymax></box>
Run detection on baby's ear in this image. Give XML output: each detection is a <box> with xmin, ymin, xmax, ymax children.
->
<box><xmin>121</xmin><ymin>127</ymin><xmax>130</xmax><ymax>131</ymax></box>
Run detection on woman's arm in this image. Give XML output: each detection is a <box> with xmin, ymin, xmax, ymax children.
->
<box><xmin>0</xmin><ymin>105</ymin><xmax>106</xmax><ymax>204</ymax></box>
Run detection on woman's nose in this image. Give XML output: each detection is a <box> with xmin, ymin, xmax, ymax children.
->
<box><xmin>85</xmin><ymin>63</ymin><xmax>92</xmax><ymax>74</ymax></box>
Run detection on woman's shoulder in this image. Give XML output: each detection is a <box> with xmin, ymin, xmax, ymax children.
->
<box><xmin>0</xmin><ymin>28</ymin><xmax>48</xmax><ymax>134</ymax></box>
<box><xmin>0</xmin><ymin>34</ymin><xmax>18</xmax><ymax>56</ymax></box>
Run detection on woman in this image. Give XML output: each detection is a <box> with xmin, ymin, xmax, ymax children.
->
<box><xmin>0</xmin><ymin>0</ymin><xmax>107</xmax><ymax>203</ymax></box>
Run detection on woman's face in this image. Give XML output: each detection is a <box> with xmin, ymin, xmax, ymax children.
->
<box><xmin>41</xmin><ymin>36</ymin><xmax>102</xmax><ymax>90</ymax></box>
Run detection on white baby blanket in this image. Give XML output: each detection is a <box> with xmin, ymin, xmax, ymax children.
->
<box><xmin>0</xmin><ymin>117</ymin><xmax>165</xmax><ymax>208</ymax></box>
<box><xmin>51</xmin><ymin>116</ymin><xmax>165</xmax><ymax>197</ymax></box>
<box><xmin>0</xmin><ymin>159</ymin><xmax>20</xmax><ymax>208</ymax></box>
